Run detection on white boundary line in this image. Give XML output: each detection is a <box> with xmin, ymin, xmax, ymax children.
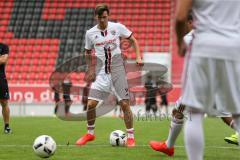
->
<box><xmin>0</xmin><ymin>144</ymin><xmax>239</xmax><ymax>150</ymax></box>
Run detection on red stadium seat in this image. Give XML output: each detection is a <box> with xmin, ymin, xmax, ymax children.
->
<box><xmin>30</xmin><ymin>65</ymin><xmax>37</xmax><ymax>72</ymax></box>
<box><xmin>24</xmin><ymin>58</ymin><xmax>31</xmax><ymax>65</ymax></box>
<box><xmin>15</xmin><ymin>59</ymin><xmax>22</xmax><ymax>65</ymax></box>
<box><xmin>24</xmin><ymin>53</ymin><xmax>33</xmax><ymax>59</ymax></box>
<box><xmin>22</xmin><ymin>65</ymin><xmax>29</xmax><ymax>72</ymax></box>
<box><xmin>31</xmin><ymin>59</ymin><xmax>39</xmax><ymax>65</ymax></box>
<box><xmin>7</xmin><ymin>58</ymin><xmax>14</xmax><ymax>65</ymax></box>
<box><xmin>48</xmin><ymin>58</ymin><xmax>56</xmax><ymax>65</ymax></box>
<box><xmin>41</xmin><ymin>52</ymin><xmax>48</xmax><ymax>59</ymax></box>
<box><xmin>5</xmin><ymin>65</ymin><xmax>12</xmax><ymax>73</ymax></box>
<box><xmin>20</xmin><ymin>72</ymin><xmax>27</xmax><ymax>80</ymax></box>
<box><xmin>11</xmin><ymin>72</ymin><xmax>19</xmax><ymax>81</ymax></box>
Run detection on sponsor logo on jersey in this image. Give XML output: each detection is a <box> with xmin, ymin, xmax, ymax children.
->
<box><xmin>96</xmin><ymin>38</ymin><xmax>117</xmax><ymax>46</ymax></box>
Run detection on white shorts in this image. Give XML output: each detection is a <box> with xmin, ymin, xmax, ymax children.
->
<box><xmin>176</xmin><ymin>96</ymin><xmax>232</xmax><ymax>117</ymax></box>
<box><xmin>88</xmin><ymin>54</ymin><xmax>130</xmax><ymax>102</ymax></box>
<box><xmin>181</xmin><ymin>57</ymin><xmax>240</xmax><ymax>115</ymax></box>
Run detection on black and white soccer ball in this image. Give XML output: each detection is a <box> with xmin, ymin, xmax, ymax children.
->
<box><xmin>33</xmin><ymin>135</ymin><xmax>57</xmax><ymax>158</ymax></box>
<box><xmin>109</xmin><ymin>130</ymin><xmax>127</xmax><ymax>147</ymax></box>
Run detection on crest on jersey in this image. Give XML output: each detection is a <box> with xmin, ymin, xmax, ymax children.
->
<box><xmin>95</xmin><ymin>35</ymin><xmax>98</xmax><ymax>39</ymax></box>
<box><xmin>125</xmin><ymin>88</ymin><xmax>129</xmax><ymax>96</ymax></box>
<box><xmin>111</xmin><ymin>30</ymin><xmax>116</xmax><ymax>35</ymax></box>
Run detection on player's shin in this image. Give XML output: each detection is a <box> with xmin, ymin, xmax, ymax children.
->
<box><xmin>166</xmin><ymin>110</ymin><xmax>184</xmax><ymax>148</ymax></box>
<box><xmin>120</xmin><ymin>102</ymin><xmax>133</xmax><ymax>127</ymax></box>
<box><xmin>1</xmin><ymin>101</ymin><xmax>10</xmax><ymax>124</ymax></box>
<box><xmin>87</xmin><ymin>101</ymin><xmax>97</xmax><ymax>135</ymax></box>
<box><xmin>118</xmin><ymin>100</ymin><xmax>136</xmax><ymax>147</ymax></box>
<box><xmin>119</xmin><ymin>100</ymin><xmax>134</xmax><ymax>137</ymax></box>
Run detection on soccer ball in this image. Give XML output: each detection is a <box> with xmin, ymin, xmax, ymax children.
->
<box><xmin>33</xmin><ymin>135</ymin><xmax>57</xmax><ymax>158</ymax></box>
<box><xmin>109</xmin><ymin>130</ymin><xmax>127</xmax><ymax>146</ymax></box>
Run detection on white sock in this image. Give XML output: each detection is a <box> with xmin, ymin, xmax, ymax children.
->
<box><xmin>233</xmin><ymin>116</ymin><xmax>240</xmax><ymax>145</ymax></box>
<box><xmin>184</xmin><ymin>113</ymin><xmax>204</xmax><ymax>160</ymax></box>
<box><xmin>166</xmin><ymin>117</ymin><xmax>184</xmax><ymax>148</ymax></box>
<box><xmin>87</xmin><ymin>124</ymin><xmax>95</xmax><ymax>135</ymax></box>
<box><xmin>126</xmin><ymin>128</ymin><xmax>134</xmax><ymax>139</ymax></box>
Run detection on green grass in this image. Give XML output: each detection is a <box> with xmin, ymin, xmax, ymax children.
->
<box><xmin>0</xmin><ymin>117</ymin><xmax>239</xmax><ymax>160</ymax></box>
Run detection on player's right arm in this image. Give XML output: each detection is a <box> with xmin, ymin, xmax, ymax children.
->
<box><xmin>84</xmin><ymin>31</ymin><xmax>96</xmax><ymax>82</ymax></box>
<box><xmin>175</xmin><ymin>0</ymin><xmax>192</xmax><ymax>57</ymax></box>
<box><xmin>85</xmin><ymin>49</ymin><xmax>93</xmax><ymax>68</ymax></box>
<box><xmin>85</xmin><ymin>49</ymin><xmax>96</xmax><ymax>82</ymax></box>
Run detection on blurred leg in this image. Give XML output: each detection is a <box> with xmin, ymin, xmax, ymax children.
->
<box><xmin>184</xmin><ymin>110</ymin><xmax>204</xmax><ymax>160</ymax></box>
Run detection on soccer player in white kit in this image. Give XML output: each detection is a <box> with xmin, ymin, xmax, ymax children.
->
<box><xmin>75</xmin><ymin>4</ymin><xmax>143</xmax><ymax>147</ymax></box>
<box><xmin>176</xmin><ymin>0</ymin><xmax>240</xmax><ymax>160</ymax></box>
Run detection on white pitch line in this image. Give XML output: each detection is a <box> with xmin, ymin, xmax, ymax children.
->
<box><xmin>0</xmin><ymin>144</ymin><xmax>239</xmax><ymax>150</ymax></box>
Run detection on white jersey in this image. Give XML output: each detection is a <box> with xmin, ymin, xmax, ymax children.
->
<box><xmin>85</xmin><ymin>22</ymin><xmax>132</xmax><ymax>73</ymax></box>
<box><xmin>191</xmin><ymin>0</ymin><xmax>240</xmax><ymax>61</ymax></box>
<box><xmin>184</xmin><ymin>30</ymin><xmax>194</xmax><ymax>47</ymax></box>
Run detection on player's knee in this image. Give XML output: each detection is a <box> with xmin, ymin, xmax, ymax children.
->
<box><xmin>64</xmin><ymin>100</ymin><xmax>72</xmax><ymax>107</ymax></box>
<box><xmin>119</xmin><ymin>100</ymin><xmax>132</xmax><ymax>115</ymax></box>
<box><xmin>0</xmin><ymin>100</ymin><xmax>8</xmax><ymax>108</ymax></box>
<box><xmin>119</xmin><ymin>99</ymin><xmax>130</xmax><ymax>110</ymax></box>
<box><xmin>64</xmin><ymin>96</ymin><xmax>72</xmax><ymax>106</ymax></box>
<box><xmin>87</xmin><ymin>100</ymin><xmax>98</xmax><ymax>109</ymax></box>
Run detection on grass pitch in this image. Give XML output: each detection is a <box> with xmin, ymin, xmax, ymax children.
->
<box><xmin>0</xmin><ymin>117</ymin><xmax>239</xmax><ymax>160</ymax></box>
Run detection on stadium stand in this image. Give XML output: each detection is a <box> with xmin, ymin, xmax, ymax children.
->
<box><xmin>0</xmin><ymin>0</ymin><xmax>181</xmax><ymax>103</ymax></box>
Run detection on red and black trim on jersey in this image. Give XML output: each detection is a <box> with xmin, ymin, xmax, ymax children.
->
<box><xmin>101</xmin><ymin>30</ymin><xmax>108</xmax><ymax>37</ymax></box>
<box><xmin>104</xmin><ymin>46</ymin><xmax>111</xmax><ymax>74</ymax></box>
<box><xmin>126</xmin><ymin>32</ymin><xmax>133</xmax><ymax>39</ymax></box>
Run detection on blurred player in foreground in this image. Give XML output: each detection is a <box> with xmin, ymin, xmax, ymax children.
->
<box><xmin>0</xmin><ymin>43</ymin><xmax>12</xmax><ymax>134</ymax></box>
<box><xmin>149</xmin><ymin>11</ymin><xmax>239</xmax><ymax>157</ymax></box>
<box><xmin>75</xmin><ymin>4</ymin><xmax>143</xmax><ymax>147</ymax></box>
<box><xmin>173</xmin><ymin>1</ymin><xmax>240</xmax><ymax>160</ymax></box>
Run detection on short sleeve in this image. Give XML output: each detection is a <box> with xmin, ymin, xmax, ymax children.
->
<box><xmin>184</xmin><ymin>34</ymin><xmax>192</xmax><ymax>47</ymax></box>
<box><xmin>85</xmin><ymin>31</ymin><xmax>93</xmax><ymax>50</ymax></box>
<box><xmin>0</xmin><ymin>43</ymin><xmax>9</xmax><ymax>55</ymax></box>
<box><xmin>183</xmin><ymin>30</ymin><xmax>194</xmax><ymax>47</ymax></box>
<box><xmin>117</xmin><ymin>23</ymin><xmax>132</xmax><ymax>39</ymax></box>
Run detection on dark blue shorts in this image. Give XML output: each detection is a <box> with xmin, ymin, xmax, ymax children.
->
<box><xmin>0</xmin><ymin>78</ymin><xmax>9</xmax><ymax>100</ymax></box>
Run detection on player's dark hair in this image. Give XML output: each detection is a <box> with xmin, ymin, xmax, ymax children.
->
<box><xmin>95</xmin><ymin>4</ymin><xmax>110</xmax><ymax>16</ymax></box>
<box><xmin>187</xmin><ymin>11</ymin><xmax>193</xmax><ymax>21</ymax></box>
<box><xmin>0</xmin><ymin>43</ymin><xmax>9</xmax><ymax>54</ymax></box>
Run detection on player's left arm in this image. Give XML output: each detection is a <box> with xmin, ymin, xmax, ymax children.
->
<box><xmin>118</xmin><ymin>23</ymin><xmax>143</xmax><ymax>65</ymax></box>
<box><xmin>175</xmin><ymin>0</ymin><xmax>192</xmax><ymax>57</ymax></box>
<box><xmin>0</xmin><ymin>54</ymin><xmax>8</xmax><ymax>65</ymax></box>
<box><xmin>128</xmin><ymin>35</ymin><xmax>143</xmax><ymax>65</ymax></box>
